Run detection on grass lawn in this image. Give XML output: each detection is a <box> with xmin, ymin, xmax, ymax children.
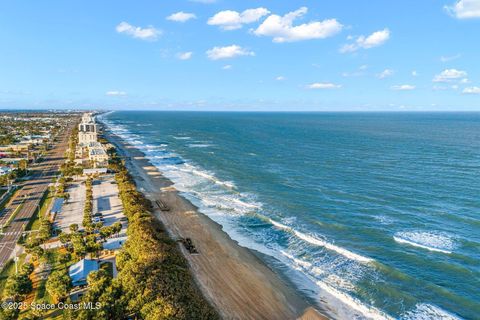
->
<box><xmin>38</xmin><ymin>189</ymin><xmax>55</xmax><ymax>219</ymax></box>
<box><xmin>26</xmin><ymin>189</ymin><xmax>54</xmax><ymax>233</ymax></box>
<box><xmin>3</xmin><ymin>202</ymin><xmax>24</xmax><ymax>230</ymax></box>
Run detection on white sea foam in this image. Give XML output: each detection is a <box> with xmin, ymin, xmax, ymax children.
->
<box><xmin>280</xmin><ymin>251</ymin><xmax>313</xmax><ymax>269</ymax></box>
<box><xmin>394</xmin><ymin>231</ymin><xmax>455</xmax><ymax>254</ymax></box>
<box><xmin>180</xmin><ymin>164</ymin><xmax>236</xmax><ymax>189</ymax></box>
<box><xmin>315</xmin><ymin>280</ymin><xmax>394</xmax><ymax>320</ymax></box>
<box><xmin>270</xmin><ymin>219</ymin><xmax>373</xmax><ymax>264</ymax></box>
<box><xmin>187</xmin><ymin>143</ymin><xmax>213</xmax><ymax>148</ymax></box>
<box><xmin>374</xmin><ymin>215</ymin><xmax>394</xmax><ymax>225</ymax></box>
<box><xmin>173</xmin><ymin>136</ymin><xmax>191</xmax><ymax>140</ymax></box>
<box><xmin>401</xmin><ymin>303</ymin><xmax>461</xmax><ymax>320</ymax></box>
<box><xmin>280</xmin><ymin>250</ymin><xmax>392</xmax><ymax>320</ymax></box>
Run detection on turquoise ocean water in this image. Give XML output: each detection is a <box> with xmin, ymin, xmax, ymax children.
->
<box><xmin>102</xmin><ymin>111</ymin><xmax>479</xmax><ymax>320</ymax></box>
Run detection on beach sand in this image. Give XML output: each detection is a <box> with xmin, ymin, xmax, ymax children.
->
<box><xmin>106</xmin><ymin>132</ymin><xmax>329</xmax><ymax>320</ymax></box>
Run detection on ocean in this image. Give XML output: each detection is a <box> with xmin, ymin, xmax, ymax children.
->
<box><xmin>101</xmin><ymin>111</ymin><xmax>480</xmax><ymax>320</ymax></box>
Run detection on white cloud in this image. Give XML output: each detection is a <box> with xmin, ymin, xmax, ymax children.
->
<box><xmin>445</xmin><ymin>0</ymin><xmax>480</xmax><ymax>19</ymax></box>
<box><xmin>276</xmin><ymin>76</ymin><xmax>286</xmax><ymax>81</ymax></box>
<box><xmin>116</xmin><ymin>22</ymin><xmax>161</xmax><ymax>41</ymax></box>
<box><xmin>377</xmin><ymin>69</ymin><xmax>394</xmax><ymax>79</ymax></box>
<box><xmin>106</xmin><ymin>91</ymin><xmax>127</xmax><ymax>96</ymax></box>
<box><xmin>433</xmin><ymin>69</ymin><xmax>468</xmax><ymax>82</ymax></box>
<box><xmin>208</xmin><ymin>8</ymin><xmax>270</xmax><ymax>30</ymax></box>
<box><xmin>177</xmin><ymin>52</ymin><xmax>193</xmax><ymax>60</ymax></box>
<box><xmin>307</xmin><ymin>82</ymin><xmax>342</xmax><ymax>89</ymax></box>
<box><xmin>440</xmin><ymin>53</ymin><xmax>461</xmax><ymax>62</ymax></box>
<box><xmin>463</xmin><ymin>86</ymin><xmax>480</xmax><ymax>94</ymax></box>
<box><xmin>359</xmin><ymin>65</ymin><xmax>368</xmax><ymax>70</ymax></box>
<box><xmin>167</xmin><ymin>12</ymin><xmax>197</xmax><ymax>23</ymax></box>
<box><xmin>253</xmin><ymin>7</ymin><xmax>343</xmax><ymax>43</ymax></box>
<box><xmin>340</xmin><ymin>28</ymin><xmax>390</xmax><ymax>53</ymax></box>
<box><xmin>222</xmin><ymin>64</ymin><xmax>232</xmax><ymax>70</ymax></box>
<box><xmin>391</xmin><ymin>84</ymin><xmax>415</xmax><ymax>91</ymax></box>
<box><xmin>206</xmin><ymin>45</ymin><xmax>255</xmax><ymax>60</ymax></box>
<box><xmin>412</xmin><ymin>70</ymin><xmax>418</xmax><ymax>77</ymax></box>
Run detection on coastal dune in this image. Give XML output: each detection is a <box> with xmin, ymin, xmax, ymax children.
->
<box><xmin>107</xmin><ymin>132</ymin><xmax>328</xmax><ymax>320</ymax></box>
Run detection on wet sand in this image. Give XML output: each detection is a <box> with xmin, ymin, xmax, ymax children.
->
<box><xmin>106</xmin><ymin>131</ymin><xmax>329</xmax><ymax>320</ymax></box>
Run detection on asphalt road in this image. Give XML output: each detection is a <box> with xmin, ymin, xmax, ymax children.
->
<box><xmin>0</xmin><ymin>126</ymin><xmax>72</xmax><ymax>269</ymax></box>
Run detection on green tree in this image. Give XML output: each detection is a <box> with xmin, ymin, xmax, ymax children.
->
<box><xmin>69</xmin><ymin>223</ymin><xmax>79</xmax><ymax>233</ymax></box>
<box><xmin>4</xmin><ymin>273</ymin><xmax>33</xmax><ymax>299</ymax></box>
<box><xmin>59</xmin><ymin>232</ymin><xmax>71</xmax><ymax>244</ymax></box>
<box><xmin>46</xmin><ymin>269</ymin><xmax>71</xmax><ymax>303</ymax></box>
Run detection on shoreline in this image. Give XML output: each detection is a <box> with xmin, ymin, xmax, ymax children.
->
<box><xmin>104</xmin><ymin>128</ymin><xmax>329</xmax><ymax>320</ymax></box>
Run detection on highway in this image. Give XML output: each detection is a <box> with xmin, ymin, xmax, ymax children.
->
<box><xmin>0</xmin><ymin>126</ymin><xmax>71</xmax><ymax>269</ymax></box>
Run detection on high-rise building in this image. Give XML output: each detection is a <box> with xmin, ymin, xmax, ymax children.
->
<box><xmin>78</xmin><ymin>113</ymin><xmax>98</xmax><ymax>145</ymax></box>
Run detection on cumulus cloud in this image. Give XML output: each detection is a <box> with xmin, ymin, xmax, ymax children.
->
<box><xmin>307</xmin><ymin>82</ymin><xmax>342</xmax><ymax>89</ymax></box>
<box><xmin>222</xmin><ymin>65</ymin><xmax>232</xmax><ymax>70</ymax></box>
<box><xmin>177</xmin><ymin>52</ymin><xmax>193</xmax><ymax>60</ymax></box>
<box><xmin>340</xmin><ymin>29</ymin><xmax>390</xmax><ymax>53</ymax></box>
<box><xmin>445</xmin><ymin>0</ymin><xmax>480</xmax><ymax>19</ymax></box>
<box><xmin>463</xmin><ymin>86</ymin><xmax>480</xmax><ymax>94</ymax></box>
<box><xmin>377</xmin><ymin>69</ymin><xmax>394</xmax><ymax>79</ymax></box>
<box><xmin>391</xmin><ymin>84</ymin><xmax>415</xmax><ymax>91</ymax></box>
<box><xmin>412</xmin><ymin>70</ymin><xmax>418</xmax><ymax>77</ymax></box>
<box><xmin>433</xmin><ymin>69</ymin><xmax>468</xmax><ymax>82</ymax></box>
<box><xmin>206</xmin><ymin>45</ymin><xmax>255</xmax><ymax>60</ymax></box>
<box><xmin>208</xmin><ymin>8</ymin><xmax>270</xmax><ymax>30</ymax></box>
<box><xmin>253</xmin><ymin>7</ymin><xmax>342</xmax><ymax>43</ymax></box>
<box><xmin>276</xmin><ymin>76</ymin><xmax>286</xmax><ymax>81</ymax></box>
<box><xmin>116</xmin><ymin>22</ymin><xmax>161</xmax><ymax>41</ymax></box>
<box><xmin>106</xmin><ymin>91</ymin><xmax>127</xmax><ymax>96</ymax></box>
<box><xmin>167</xmin><ymin>12</ymin><xmax>197</xmax><ymax>22</ymax></box>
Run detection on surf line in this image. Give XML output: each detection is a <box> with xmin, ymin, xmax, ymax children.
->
<box><xmin>393</xmin><ymin>236</ymin><xmax>452</xmax><ymax>254</ymax></box>
<box><xmin>269</xmin><ymin>218</ymin><xmax>374</xmax><ymax>264</ymax></box>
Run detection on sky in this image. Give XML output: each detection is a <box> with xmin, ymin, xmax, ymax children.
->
<box><xmin>0</xmin><ymin>0</ymin><xmax>479</xmax><ymax>111</ymax></box>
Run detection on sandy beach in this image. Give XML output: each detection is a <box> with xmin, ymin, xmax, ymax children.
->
<box><xmin>105</xmin><ymin>131</ymin><xmax>328</xmax><ymax>320</ymax></box>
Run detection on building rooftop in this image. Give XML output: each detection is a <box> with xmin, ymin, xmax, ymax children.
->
<box><xmin>69</xmin><ymin>259</ymin><xmax>100</xmax><ymax>287</ymax></box>
<box><xmin>89</xmin><ymin>148</ymin><xmax>106</xmax><ymax>156</ymax></box>
<box><xmin>103</xmin><ymin>236</ymin><xmax>127</xmax><ymax>251</ymax></box>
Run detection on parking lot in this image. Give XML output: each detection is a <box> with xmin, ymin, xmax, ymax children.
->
<box><xmin>92</xmin><ymin>175</ymin><xmax>127</xmax><ymax>233</ymax></box>
<box><xmin>54</xmin><ymin>179</ymin><xmax>85</xmax><ymax>232</ymax></box>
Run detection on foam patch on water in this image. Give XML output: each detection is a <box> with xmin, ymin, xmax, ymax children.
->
<box><xmin>187</xmin><ymin>143</ymin><xmax>214</xmax><ymax>148</ymax></box>
<box><xmin>401</xmin><ymin>303</ymin><xmax>461</xmax><ymax>320</ymax></box>
<box><xmin>394</xmin><ymin>231</ymin><xmax>456</xmax><ymax>254</ymax></box>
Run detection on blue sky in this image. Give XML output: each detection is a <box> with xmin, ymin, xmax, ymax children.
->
<box><xmin>0</xmin><ymin>0</ymin><xmax>479</xmax><ymax>111</ymax></box>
